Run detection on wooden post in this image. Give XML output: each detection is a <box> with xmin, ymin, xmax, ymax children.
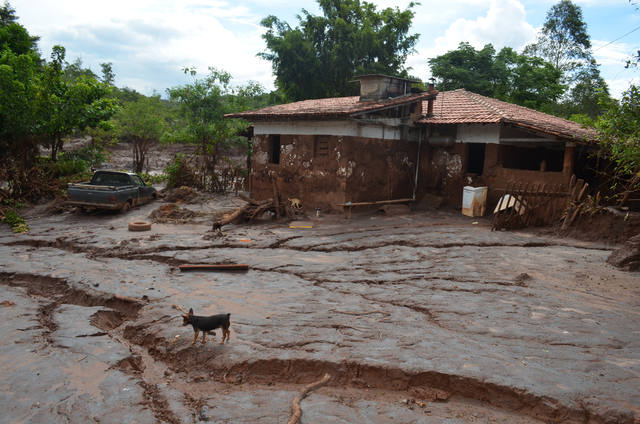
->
<box><xmin>563</xmin><ymin>142</ymin><xmax>576</xmax><ymax>176</ymax></box>
<box><xmin>272</xmin><ymin>177</ymin><xmax>280</xmax><ymax>220</ymax></box>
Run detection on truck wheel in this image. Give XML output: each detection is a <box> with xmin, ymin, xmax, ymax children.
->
<box><xmin>128</xmin><ymin>221</ymin><xmax>152</xmax><ymax>231</ymax></box>
<box><xmin>121</xmin><ymin>201</ymin><xmax>132</xmax><ymax>213</ymax></box>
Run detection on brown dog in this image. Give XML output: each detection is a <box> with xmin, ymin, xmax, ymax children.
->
<box><xmin>181</xmin><ymin>308</ymin><xmax>231</xmax><ymax>345</ymax></box>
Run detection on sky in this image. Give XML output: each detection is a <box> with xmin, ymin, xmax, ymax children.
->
<box><xmin>10</xmin><ymin>0</ymin><xmax>640</xmax><ymax>99</ymax></box>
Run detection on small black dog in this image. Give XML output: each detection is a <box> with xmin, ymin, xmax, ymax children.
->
<box><xmin>181</xmin><ymin>308</ymin><xmax>231</xmax><ymax>345</ymax></box>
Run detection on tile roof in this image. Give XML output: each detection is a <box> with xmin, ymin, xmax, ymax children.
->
<box><xmin>225</xmin><ymin>91</ymin><xmax>435</xmax><ymax>120</ymax></box>
<box><xmin>419</xmin><ymin>89</ymin><xmax>596</xmax><ymax>142</ymax></box>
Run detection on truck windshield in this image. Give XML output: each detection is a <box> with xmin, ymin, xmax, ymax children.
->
<box><xmin>92</xmin><ymin>173</ymin><xmax>131</xmax><ymax>186</ymax></box>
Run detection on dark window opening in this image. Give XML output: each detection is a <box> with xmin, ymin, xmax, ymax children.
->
<box><xmin>467</xmin><ymin>143</ymin><xmax>486</xmax><ymax>175</ymax></box>
<box><xmin>314</xmin><ymin>135</ymin><xmax>330</xmax><ymax>157</ymax></box>
<box><xmin>269</xmin><ymin>135</ymin><xmax>280</xmax><ymax>164</ymax></box>
<box><xmin>499</xmin><ymin>145</ymin><xmax>563</xmax><ymax>172</ymax></box>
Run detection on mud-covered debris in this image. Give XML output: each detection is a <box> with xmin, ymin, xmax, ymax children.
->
<box><xmin>379</xmin><ymin>204</ymin><xmax>411</xmax><ymax>215</ymax></box>
<box><xmin>607</xmin><ymin>233</ymin><xmax>640</xmax><ymax>271</ymax></box>
<box><xmin>409</xmin><ymin>387</ymin><xmax>451</xmax><ymax>402</ymax></box>
<box><xmin>44</xmin><ymin>197</ymin><xmax>75</xmax><ymax>215</ymax></box>
<box><xmin>162</xmin><ymin>186</ymin><xmax>200</xmax><ymax>204</ymax></box>
<box><xmin>514</xmin><ymin>273</ymin><xmax>532</xmax><ymax>285</ymax></box>
<box><xmin>149</xmin><ymin>203</ymin><xmax>198</xmax><ymax>223</ymax></box>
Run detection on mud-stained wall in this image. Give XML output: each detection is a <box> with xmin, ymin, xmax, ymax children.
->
<box><xmin>426</xmin><ymin>142</ymin><xmax>574</xmax><ymax>209</ymax></box>
<box><xmin>250</xmin><ymin>133</ymin><xmax>421</xmax><ymax>211</ymax></box>
<box><xmin>423</xmin><ymin>143</ymin><xmax>466</xmax><ymax>207</ymax></box>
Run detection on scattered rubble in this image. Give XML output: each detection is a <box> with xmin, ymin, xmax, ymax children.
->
<box><xmin>148</xmin><ymin>203</ymin><xmax>198</xmax><ymax>224</ymax></box>
<box><xmin>162</xmin><ymin>186</ymin><xmax>201</xmax><ymax>204</ymax></box>
<box><xmin>607</xmin><ymin>233</ymin><xmax>640</xmax><ymax>270</ymax></box>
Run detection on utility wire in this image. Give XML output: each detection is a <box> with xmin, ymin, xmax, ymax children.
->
<box><xmin>594</xmin><ymin>25</ymin><xmax>640</xmax><ymax>52</ymax></box>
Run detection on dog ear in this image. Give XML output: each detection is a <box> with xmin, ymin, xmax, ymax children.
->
<box><xmin>188</xmin><ymin>308</ymin><xmax>194</xmax><ymax>315</ymax></box>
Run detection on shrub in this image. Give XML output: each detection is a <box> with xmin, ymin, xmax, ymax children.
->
<box><xmin>60</xmin><ymin>144</ymin><xmax>108</xmax><ymax>169</ymax></box>
<box><xmin>50</xmin><ymin>158</ymin><xmax>88</xmax><ymax>177</ymax></box>
<box><xmin>164</xmin><ymin>154</ymin><xmax>198</xmax><ymax>189</ymax></box>
<box><xmin>2</xmin><ymin>209</ymin><xmax>29</xmax><ymax>233</ymax></box>
<box><xmin>139</xmin><ymin>172</ymin><xmax>167</xmax><ymax>185</ymax></box>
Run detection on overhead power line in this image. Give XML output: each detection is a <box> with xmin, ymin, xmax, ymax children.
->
<box><xmin>594</xmin><ymin>25</ymin><xmax>640</xmax><ymax>52</ymax></box>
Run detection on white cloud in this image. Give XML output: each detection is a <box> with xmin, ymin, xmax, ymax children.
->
<box><xmin>406</xmin><ymin>0</ymin><xmax>536</xmax><ymax>82</ymax></box>
<box><xmin>608</xmin><ymin>76</ymin><xmax>640</xmax><ymax>98</ymax></box>
<box><xmin>593</xmin><ymin>40</ymin><xmax>638</xmax><ymax>67</ymax></box>
<box><xmin>12</xmin><ymin>0</ymin><xmax>273</xmax><ymax>94</ymax></box>
<box><xmin>432</xmin><ymin>0</ymin><xmax>536</xmax><ymax>52</ymax></box>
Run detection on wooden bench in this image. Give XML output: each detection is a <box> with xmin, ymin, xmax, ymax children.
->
<box><xmin>336</xmin><ymin>198</ymin><xmax>414</xmax><ymax>219</ymax></box>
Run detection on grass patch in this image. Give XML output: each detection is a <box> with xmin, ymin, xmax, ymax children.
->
<box><xmin>1</xmin><ymin>209</ymin><xmax>29</xmax><ymax>233</ymax></box>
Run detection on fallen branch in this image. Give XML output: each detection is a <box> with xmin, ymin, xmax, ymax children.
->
<box><xmin>212</xmin><ymin>203</ymin><xmax>252</xmax><ymax>230</ymax></box>
<box><xmin>287</xmin><ymin>373</ymin><xmax>332</xmax><ymax>424</ymax></box>
<box><xmin>172</xmin><ymin>304</ymin><xmax>188</xmax><ymax>314</ymax></box>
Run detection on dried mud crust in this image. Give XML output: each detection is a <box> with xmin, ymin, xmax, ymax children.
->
<box><xmin>120</xmin><ymin>324</ymin><xmax>607</xmax><ymax>424</ymax></box>
<box><xmin>560</xmin><ymin>211</ymin><xmax>640</xmax><ymax>244</ymax></box>
<box><xmin>1</xmin><ymin>211</ymin><xmax>638</xmax><ymax>423</ymax></box>
<box><xmin>0</xmin><ymin>272</ymin><xmax>143</xmax><ymax>343</ymax></box>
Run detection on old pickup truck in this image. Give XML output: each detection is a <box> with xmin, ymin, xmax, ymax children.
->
<box><xmin>67</xmin><ymin>170</ymin><xmax>157</xmax><ymax>212</ymax></box>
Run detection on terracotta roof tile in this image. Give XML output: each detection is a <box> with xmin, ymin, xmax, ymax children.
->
<box><xmin>420</xmin><ymin>89</ymin><xmax>596</xmax><ymax>142</ymax></box>
<box><xmin>226</xmin><ymin>92</ymin><xmax>435</xmax><ymax>120</ymax></box>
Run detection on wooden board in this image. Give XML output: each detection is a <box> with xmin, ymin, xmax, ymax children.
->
<box><xmin>179</xmin><ymin>264</ymin><xmax>249</xmax><ymax>272</ymax></box>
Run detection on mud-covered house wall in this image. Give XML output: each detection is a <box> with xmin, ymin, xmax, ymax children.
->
<box><xmin>250</xmin><ymin>129</ymin><xmax>422</xmax><ymax>212</ymax></box>
<box><xmin>423</xmin><ymin>124</ymin><xmax>576</xmax><ymax>209</ymax></box>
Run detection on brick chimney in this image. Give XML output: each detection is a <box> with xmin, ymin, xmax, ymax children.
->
<box><xmin>426</xmin><ymin>83</ymin><xmax>435</xmax><ymax>116</ymax></box>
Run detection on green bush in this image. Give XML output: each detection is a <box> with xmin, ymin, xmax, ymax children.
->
<box><xmin>164</xmin><ymin>154</ymin><xmax>197</xmax><ymax>189</ymax></box>
<box><xmin>139</xmin><ymin>172</ymin><xmax>167</xmax><ymax>185</ymax></box>
<box><xmin>60</xmin><ymin>145</ymin><xmax>108</xmax><ymax>169</ymax></box>
<box><xmin>2</xmin><ymin>209</ymin><xmax>29</xmax><ymax>233</ymax></box>
<box><xmin>50</xmin><ymin>158</ymin><xmax>88</xmax><ymax>177</ymax></box>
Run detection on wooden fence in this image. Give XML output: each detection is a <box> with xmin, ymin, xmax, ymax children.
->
<box><xmin>492</xmin><ymin>176</ymin><xmax>588</xmax><ymax>230</ymax></box>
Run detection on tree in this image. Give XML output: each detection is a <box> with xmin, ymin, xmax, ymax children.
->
<box><xmin>0</xmin><ymin>2</ymin><xmax>38</xmax><ymax>54</ymax></box>
<box><xmin>100</xmin><ymin>62</ymin><xmax>115</xmax><ymax>86</ymax></box>
<box><xmin>524</xmin><ymin>0</ymin><xmax>610</xmax><ymax>118</ymax></box>
<box><xmin>560</xmin><ymin>60</ymin><xmax>609</xmax><ymax>119</ymax></box>
<box><xmin>429</xmin><ymin>43</ymin><xmax>564</xmax><ymax>111</ymax></box>
<box><xmin>115</xmin><ymin>96</ymin><xmax>167</xmax><ymax>173</ymax></box>
<box><xmin>166</xmin><ymin>67</ymin><xmax>239</xmax><ymax>191</ymax></box>
<box><xmin>39</xmin><ymin>45</ymin><xmax>118</xmax><ymax>161</ymax></box>
<box><xmin>524</xmin><ymin>0</ymin><xmax>592</xmax><ymax>78</ymax></box>
<box><xmin>428</xmin><ymin>42</ymin><xmax>497</xmax><ymax>96</ymax></box>
<box><xmin>259</xmin><ymin>0</ymin><xmax>419</xmax><ymax>100</ymax></box>
<box><xmin>0</xmin><ymin>4</ymin><xmax>42</xmax><ymax>197</ymax></box>
<box><xmin>595</xmin><ymin>85</ymin><xmax>640</xmax><ymax>190</ymax></box>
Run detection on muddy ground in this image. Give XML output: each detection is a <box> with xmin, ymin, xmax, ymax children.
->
<box><xmin>0</xmin><ymin>194</ymin><xmax>639</xmax><ymax>423</ymax></box>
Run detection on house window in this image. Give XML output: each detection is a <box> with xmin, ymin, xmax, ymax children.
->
<box><xmin>269</xmin><ymin>135</ymin><xmax>280</xmax><ymax>164</ymax></box>
<box><xmin>499</xmin><ymin>145</ymin><xmax>563</xmax><ymax>172</ymax></box>
<box><xmin>467</xmin><ymin>143</ymin><xmax>486</xmax><ymax>175</ymax></box>
<box><xmin>314</xmin><ymin>136</ymin><xmax>330</xmax><ymax>157</ymax></box>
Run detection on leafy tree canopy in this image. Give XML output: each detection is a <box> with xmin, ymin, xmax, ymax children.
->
<box><xmin>38</xmin><ymin>45</ymin><xmax>118</xmax><ymax>161</ymax></box>
<box><xmin>0</xmin><ymin>1</ymin><xmax>39</xmax><ymax>55</ymax></box>
<box><xmin>524</xmin><ymin>0</ymin><xmax>592</xmax><ymax>76</ymax></box>
<box><xmin>524</xmin><ymin>0</ymin><xmax>610</xmax><ymax>119</ymax></box>
<box><xmin>115</xmin><ymin>95</ymin><xmax>167</xmax><ymax>172</ymax></box>
<box><xmin>429</xmin><ymin>42</ymin><xmax>564</xmax><ymax>111</ymax></box>
<box><xmin>595</xmin><ymin>85</ymin><xmax>640</xmax><ymax>181</ymax></box>
<box><xmin>259</xmin><ymin>0</ymin><xmax>419</xmax><ymax>101</ymax></box>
